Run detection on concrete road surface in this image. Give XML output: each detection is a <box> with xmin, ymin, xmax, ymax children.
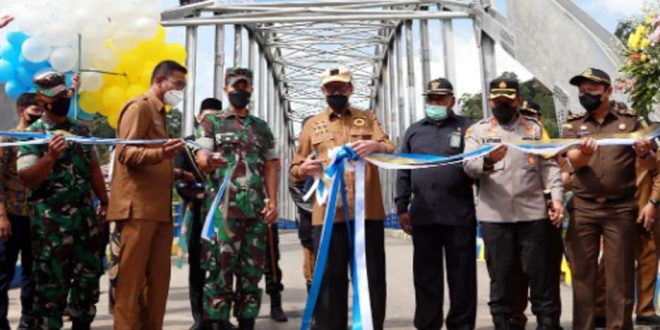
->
<box><xmin>8</xmin><ymin>231</ymin><xmax>577</xmax><ymax>329</ymax></box>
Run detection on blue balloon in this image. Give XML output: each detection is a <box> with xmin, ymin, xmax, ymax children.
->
<box><xmin>77</xmin><ymin>109</ymin><xmax>95</xmax><ymax>120</ymax></box>
<box><xmin>19</xmin><ymin>56</ymin><xmax>49</xmax><ymax>72</ymax></box>
<box><xmin>6</xmin><ymin>31</ymin><xmax>28</xmax><ymax>48</ymax></box>
<box><xmin>0</xmin><ymin>59</ymin><xmax>15</xmax><ymax>82</ymax></box>
<box><xmin>16</xmin><ymin>67</ymin><xmax>34</xmax><ymax>86</ymax></box>
<box><xmin>0</xmin><ymin>44</ymin><xmax>20</xmax><ymax>65</ymax></box>
<box><xmin>5</xmin><ymin>80</ymin><xmax>29</xmax><ymax>100</ymax></box>
<box><xmin>65</xmin><ymin>72</ymin><xmax>73</xmax><ymax>86</ymax></box>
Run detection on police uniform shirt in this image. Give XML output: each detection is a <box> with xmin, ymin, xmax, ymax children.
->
<box><xmin>463</xmin><ymin>115</ymin><xmax>563</xmax><ymax>222</ymax></box>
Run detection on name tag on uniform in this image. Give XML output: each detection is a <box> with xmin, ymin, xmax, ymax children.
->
<box><xmin>485</xmin><ymin>138</ymin><xmax>502</xmax><ymax>143</ymax></box>
<box><xmin>449</xmin><ymin>131</ymin><xmax>462</xmax><ymax>148</ymax></box>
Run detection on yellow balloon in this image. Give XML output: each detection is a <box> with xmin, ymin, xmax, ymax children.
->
<box><xmin>126</xmin><ymin>84</ymin><xmax>147</xmax><ymax>99</ymax></box>
<box><xmin>107</xmin><ymin>111</ymin><xmax>120</xmax><ymax>129</ymax></box>
<box><xmin>119</xmin><ymin>51</ymin><xmax>143</xmax><ymax>81</ymax></box>
<box><xmin>165</xmin><ymin>43</ymin><xmax>186</xmax><ymax>65</ymax></box>
<box><xmin>79</xmin><ymin>92</ymin><xmax>101</xmax><ymax>114</ymax></box>
<box><xmin>102</xmin><ymin>86</ymin><xmax>127</xmax><ymax>111</ymax></box>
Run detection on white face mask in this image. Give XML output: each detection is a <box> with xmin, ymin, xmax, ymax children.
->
<box><xmin>164</xmin><ymin>90</ymin><xmax>184</xmax><ymax>106</ymax></box>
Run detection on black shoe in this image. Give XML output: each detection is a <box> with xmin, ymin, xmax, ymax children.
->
<box><xmin>206</xmin><ymin>320</ymin><xmax>227</xmax><ymax>330</ymax></box>
<box><xmin>636</xmin><ymin>314</ymin><xmax>660</xmax><ymax>326</ymax></box>
<box><xmin>71</xmin><ymin>319</ymin><xmax>91</xmax><ymax>330</ymax></box>
<box><xmin>493</xmin><ymin>315</ymin><xmax>512</xmax><ymax>330</ymax></box>
<box><xmin>238</xmin><ymin>319</ymin><xmax>255</xmax><ymax>330</ymax></box>
<box><xmin>594</xmin><ymin>315</ymin><xmax>606</xmax><ymax>328</ymax></box>
<box><xmin>510</xmin><ymin>323</ymin><xmax>525</xmax><ymax>330</ymax></box>
<box><xmin>189</xmin><ymin>320</ymin><xmax>205</xmax><ymax>330</ymax></box>
<box><xmin>269</xmin><ymin>292</ymin><xmax>288</xmax><ymax>322</ymax></box>
<box><xmin>224</xmin><ymin>320</ymin><xmax>238</xmax><ymax>330</ymax></box>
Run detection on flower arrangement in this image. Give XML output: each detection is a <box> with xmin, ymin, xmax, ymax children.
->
<box><xmin>619</xmin><ymin>11</ymin><xmax>660</xmax><ymax>117</ymax></box>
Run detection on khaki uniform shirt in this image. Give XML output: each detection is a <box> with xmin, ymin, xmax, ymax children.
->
<box><xmin>463</xmin><ymin>115</ymin><xmax>563</xmax><ymax>222</ymax></box>
<box><xmin>107</xmin><ymin>91</ymin><xmax>173</xmax><ymax>222</ymax></box>
<box><xmin>290</xmin><ymin>107</ymin><xmax>396</xmax><ymax>225</ymax></box>
<box><xmin>562</xmin><ymin>107</ymin><xmax>641</xmax><ymax>210</ymax></box>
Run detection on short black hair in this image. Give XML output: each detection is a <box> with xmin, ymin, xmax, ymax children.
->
<box><xmin>200</xmin><ymin>98</ymin><xmax>222</xmax><ymax>111</ymax></box>
<box><xmin>16</xmin><ymin>93</ymin><xmax>38</xmax><ymax>110</ymax></box>
<box><xmin>151</xmin><ymin>60</ymin><xmax>188</xmax><ymax>84</ymax></box>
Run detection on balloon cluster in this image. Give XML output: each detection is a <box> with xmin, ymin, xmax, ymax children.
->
<box><xmin>0</xmin><ymin>0</ymin><xmax>186</xmax><ymax>128</ymax></box>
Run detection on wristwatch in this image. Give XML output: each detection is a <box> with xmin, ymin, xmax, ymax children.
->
<box><xmin>650</xmin><ymin>199</ymin><xmax>660</xmax><ymax>208</ymax></box>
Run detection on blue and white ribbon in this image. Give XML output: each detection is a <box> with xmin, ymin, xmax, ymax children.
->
<box><xmin>301</xmin><ymin>145</ymin><xmax>375</xmax><ymax>330</ymax></box>
<box><xmin>200</xmin><ymin>172</ymin><xmax>232</xmax><ymax>241</ymax></box>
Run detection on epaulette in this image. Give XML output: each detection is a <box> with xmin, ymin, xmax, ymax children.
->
<box><xmin>615</xmin><ymin>108</ymin><xmax>636</xmax><ymax>116</ymax></box>
<box><xmin>566</xmin><ymin>112</ymin><xmax>585</xmax><ymax>121</ymax></box>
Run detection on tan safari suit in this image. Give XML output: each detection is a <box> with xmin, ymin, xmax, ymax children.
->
<box><xmin>109</xmin><ymin>91</ymin><xmax>174</xmax><ymax>330</ymax></box>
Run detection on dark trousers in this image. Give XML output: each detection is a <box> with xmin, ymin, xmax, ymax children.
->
<box><xmin>312</xmin><ymin>220</ymin><xmax>386</xmax><ymax>330</ymax></box>
<box><xmin>412</xmin><ymin>224</ymin><xmax>476</xmax><ymax>330</ymax></box>
<box><xmin>565</xmin><ymin>207</ymin><xmax>635</xmax><ymax>330</ymax></box>
<box><xmin>187</xmin><ymin>199</ymin><xmax>205</xmax><ymax>323</ymax></box>
<box><xmin>511</xmin><ymin>225</ymin><xmax>564</xmax><ymax>326</ymax></box>
<box><xmin>0</xmin><ymin>215</ymin><xmax>33</xmax><ymax>329</ymax></box>
<box><xmin>480</xmin><ymin>220</ymin><xmax>560</xmax><ymax>328</ymax></box>
<box><xmin>264</xmin><ymin>225</ymin><xmax>284</xmax><ymax>296</ymax></box>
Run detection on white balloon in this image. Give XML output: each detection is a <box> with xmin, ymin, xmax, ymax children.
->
<box><xmin>22</xmin><ymin>37</ymin><xmax>52</xmax><ymax>63</ymax></box>
<box><xmin>133</xmin><ymin>17</ymin><xmax>158</xmax><ymax>40</ymax></box>
<box><xmin>111</xmin><ymin>30</ymin><xmax>140</xmax><ymax>50</ymax></box>
<box><xmin>92</xmin><ymin>48</ymin><xmax>118</xmax><ymax>71</ymax></box>
<box><xmin>49</xmin><ymin>47</ymin><xmax>78</xmax><ymax>72</ymax></box>
<box><xmin>41</xmin><ymin>24</ymin><xmax>77</xmax><ymax>47</ymax></box>
<box><xmin>16</xmin><ymin>12</ymin><xmax>43</xmax><ymax>37</ymax></box>
<box><xmin>80</xmin><ymin>72</ymin><xmax>104</xmax><ymax>92</ymax></box>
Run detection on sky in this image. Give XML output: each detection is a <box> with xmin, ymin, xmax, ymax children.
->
<box><xmin>159</xmin><ymin>0</ymin><xmax>651</xmax><ymax>117</ymax></box>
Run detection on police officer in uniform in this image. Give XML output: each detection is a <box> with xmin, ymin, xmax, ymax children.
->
<box><xmin>396</xmin><ymin>78</ymin><xmax>477</xmax><ymax>330</ymax></box>
<box><xmin>290</xmin><ymin>66</ymin><xmax>395</xmax><ymax>330</ymax></box>
<box><xmin>463</xmin><ymin>77</ymin><xmax>564</xmax><ymax>330</ymax></box>
<box><xmin>562</xmin><ymin>68</ymin><xmax>656</xmax><ymax>330</ymax></box>
<box><xmin>511</xmin><ymin>100</ymin><xmax>565</xmax><ymax>330</ymax></box>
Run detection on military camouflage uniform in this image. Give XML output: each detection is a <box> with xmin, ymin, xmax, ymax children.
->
<box><xmin>17</xmin><ymin>117</ymin><xmax>104</xmax><ymax>329</ymax></box>
<box><xmin>196</xmin><ymin>110</ymin><xmax>278</xmax><ymax>320</ymax></box>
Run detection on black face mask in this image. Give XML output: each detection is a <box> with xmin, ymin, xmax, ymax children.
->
<box><xmin>228</xmin><ymin>90</ymin><xmax>251</xmax><ymax>109</ymax></box>
<box><xmin>26</xmin><ymin>113</ymin><xmax>41</xmax><ymax>125</ymax></box>
<box><xmin>326</xmin><ymin>95</ymin><xmax>349</xmax><ymax>112</ymax></box>
<box><xmin>579</xmin><ymin>93</ymin><xmax>603</xmax><ymax>112</ymax></box>
<box><xmin>492</xmin><ymin>103</ymin><xmax>517</xmax><ymax>124</ymax></box>
<box><xmin>49</xmin><ymin>97</ymin><xmax>71</xmax><ymax>117</ymax></box>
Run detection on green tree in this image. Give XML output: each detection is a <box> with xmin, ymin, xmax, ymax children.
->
<box><xmin>81</xmin><ymin>113</ymin><xmax>115</xmax><ymax>164</ymax></box>
<box><xmin>168</xmin><ymin>108</ymin><xmax>183</xmax><ymax>138</ymax></box>
<box><xmin>457</xmin><ymin>93</ymin><xmax>484</xmax><ymax>121</ymax></box>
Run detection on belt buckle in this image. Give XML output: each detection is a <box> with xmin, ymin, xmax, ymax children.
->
<box><xmin>595</xmin><ymin>197</ymin><xmax>606</xmax><ymax>203</ymax></box>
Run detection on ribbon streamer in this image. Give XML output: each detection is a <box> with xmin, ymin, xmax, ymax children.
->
<box><xmin>200</xmin><ymin>170</ymin><xmax>232</xmax><ymax>241</ymax></box>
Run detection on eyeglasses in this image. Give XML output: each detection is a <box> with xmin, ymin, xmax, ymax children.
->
<box><xmin>168</xmin><ymin>78</ymin><xmax>187</xmax><ymax>90</ymax></box>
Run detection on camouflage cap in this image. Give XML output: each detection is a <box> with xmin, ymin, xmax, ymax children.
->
<box><xmin>225</xmin><ymin>67</ymin><xmax>253</xmax><ymax>86</ymax></box>
<box><xmin>33</xmin><ymin>71</ymin><xmax>67</xmax><ymax>97</ymax></box>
